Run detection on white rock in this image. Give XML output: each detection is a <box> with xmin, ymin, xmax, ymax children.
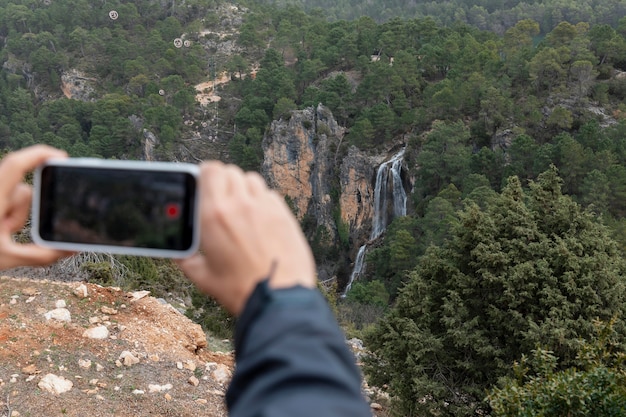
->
<box><xmin>44</xmin><ymin>308</ymin><xmax>71</xmax><ymax>322</ymax></box>
<box><xmin>207</xmin><ymin>388</ymin><xmax>226</xmax><ymax>397</ymax></box>
<box><xmin>38</xmin><ymin>374</ymin><xmax>73</xmax><ymax>394</ymax></box>
<box><xmin>211</xmin><ymin>364</ymin><xmax>231</xmax><ymax>385</ymax></box>
<box><xmin>101</xmin><ymin>306</ymin><xmax>118</xmax><ymax>315</ymax></box>
<box><xmin>119</xmin><ymin>351</ymin><xmax>139</xmax><ymax>366</ymax></box>
<box><xmin>73</xmin><ymin>284</ymin><xmax>88</xmax><ymax>298</ymax></box>
<box><xmin>55</xmin><ymin>300</ymin><xmax>66</xmax><ymax>308</ymax></box>
<box><xmin>188</xmin><ymin>376</ymin><xmax>199</xmax><ymax>387</ymax></box>
<box><xmin>129</xmin><ymin>290</ymin><xmax>150</xmax><ymax>302</ymax></box>
<box><xmin>78</xmin><ymin>359</ymin><xmax>92</xmax><ymax>369</ymax></box>
<box><xmin>82</xmin><ymin>326</ymin><xmax>109</xmax><ymax>339</ymax></box>
<box><xmin>148</xmin><ymin>383</ymin><xmax>172</xmax><ymax>393</ymax></box>
<box><xmin>132</xmin><ymin>389</ymin><xmax>145</xmax><ymax>395</ymax></box>
<box><xmin>183</xmin><ymin>360</ymin><xmax>196</xmax><ymax>372</ymax></box>
<box><xmin>26</xmin><ymin>296</ymin><xmax>36</xmax><ymax>303</ymax></box>
<box><xmin>96</xmin><ymin>364</ymin><xmax>104</xmax><ymax>372</ymax></box>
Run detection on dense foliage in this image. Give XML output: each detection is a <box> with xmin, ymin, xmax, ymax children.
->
<box><xmin>365</xmin><ymin>168</ymin><xmax>626</xmax><ymax>415</ymax></box>
<box><xmin>252</xmin><ymin>0</ymin><xmax>626</xmax><ymax>33</ymax></box>
<box><xmin>0</xmin><ymin>0</ymin><xmax>217</xmax><ymax>158</ymax></box>
<box><xmin>488</xmin><ymin>320</ymin><xmax>626</xmax><ymax>416</ymax></box>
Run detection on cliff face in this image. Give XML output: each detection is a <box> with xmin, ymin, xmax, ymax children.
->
<box><xmin>262</xmin><ymin>104</ymin><xmax>340</xmax><ymax>244</ymax></box>
<box><xmin>339</xmin><ymin>147</ymin><xmax>386</xmax><ymax>240</ymax></box>
<box><xmin>262</xmin><ymin>104</ymin><xmax>401</xmax><ymax>278</ymax></box>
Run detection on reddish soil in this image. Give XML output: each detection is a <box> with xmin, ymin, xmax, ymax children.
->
<box><xmin>0</xmin><ymin>275</ymin><xmax>233</xmax><ymax>417</ymax></box>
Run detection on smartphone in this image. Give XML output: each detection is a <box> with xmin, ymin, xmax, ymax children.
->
<box><xmin>31</xmin><ymin>158</ymin><xmax>200</xmax><ymax>258</ymax></box>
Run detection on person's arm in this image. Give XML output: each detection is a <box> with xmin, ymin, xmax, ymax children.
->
<box><xmin>227</xmin><ymin>280</ymin><xmax>371</xmax><ymax>417</ymax></box>
<box><xmin>177</xmin><ymin>162</ymin><xmax>371</xmax><ymax>416</ymax></box>
<box><xmin>0</xmin><ymin>145</ymin><xmax>72</xmax><ymax>270</ymax></box>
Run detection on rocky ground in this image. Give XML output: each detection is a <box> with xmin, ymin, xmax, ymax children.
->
<box><xmin>0</xmin><ymin>273</ymin><xmax>388</xmax><ymax>417</ymax></box>
<box><xmin>0</xmin><ymin>275</ymin><xmax>232</xmax><ymax>417</ymax></box>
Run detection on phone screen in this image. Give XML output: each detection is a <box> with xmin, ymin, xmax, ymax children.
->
<box><xmin>37</xmin><ymin>165</ymin><xmax>197</xmax><ymax>252</ymax></box>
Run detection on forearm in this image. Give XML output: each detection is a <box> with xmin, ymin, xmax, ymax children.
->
<box><xmin>227</xmin><ymin>280</ymin><xmax>371</xmax><ymax>417</ymax></box>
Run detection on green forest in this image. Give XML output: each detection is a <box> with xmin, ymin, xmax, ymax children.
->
<box><xmin>260</xmin><ymin>0</ymin><xmax>626</xmax><ymax>33</ymax></box>
<box><xmin>2</xmin><ymin>0</ymin><xmax>626</xmax><ymax>415</ymax></box>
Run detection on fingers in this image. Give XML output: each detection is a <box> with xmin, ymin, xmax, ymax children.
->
<box><xmin>201</xmin><ymin>161</ymin><xmax>228</xmax><ymax>203</ymax></box>
<box><xmin>0</xmin><ymin>240</ymin><xmax>71</xmax><ymax>270</ymax></box>
<box><xmin>0</xmin><ymin>145</ymin><xmax>67</xmax><ymax>201</ymax></box>
<box><xmin>224</xmin><ymin>164</ymin><xmax>248</xmax><ymax>198</ymax></box>
<box><xmin>0</xmin><ymin>145</ymin><xmax>68</xmax><ymax>270</ymax></box>
<box><xmin>246</xmin><ymin>171</ymin><xmax>268</xmax><ymax>197</ymax></box>
<box><xmin>4</xmin><ymin>184</ymin><xmax>32</xmax><ymax>233</ymax></box>
<box><xmin>176</xmin><ymin>254</ymin><xmax>214</xmax><ymax>295</ymax></box>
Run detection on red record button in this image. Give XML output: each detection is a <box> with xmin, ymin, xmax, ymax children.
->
<box><xmin>165</xmin><ymin>203</ymin><xmax>181</xmax><ymax>219</ymax></box>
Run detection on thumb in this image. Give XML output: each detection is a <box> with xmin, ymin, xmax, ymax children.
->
<box><xmin>176</xmin><ymin>254</ymin><xmax>216</xmax><ymax>297</ymax></box>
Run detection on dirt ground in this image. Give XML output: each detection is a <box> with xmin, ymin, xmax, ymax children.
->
<box><xmin>0</xmin><ymin>274</ymin><xmax>233</xmax><ymax>417</ymax></box>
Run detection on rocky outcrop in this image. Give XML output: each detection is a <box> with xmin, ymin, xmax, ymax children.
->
<box><xmin>262</xmin><ymin>104</ymin><xmax>407</xmax><ymax>259</ymax></box>
<box><xmin>339</xmin><ymin>147</ymin><xmax>389</xmax><ymax>239</ymax></box>
<box><xmin>262</xmin><ymin>104</ymin><xmax>340</xmax><ymax>246</ymax></box>
<box><xmin>61</xmin><ymin>69</ymin><xmax>96</xmax><ymax>101</ymax></box>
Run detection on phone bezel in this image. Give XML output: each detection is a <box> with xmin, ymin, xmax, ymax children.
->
<box><xmin>31</xmin><ymin>158</ymin><xmax>200</xmax><ymax>258</ymax></box>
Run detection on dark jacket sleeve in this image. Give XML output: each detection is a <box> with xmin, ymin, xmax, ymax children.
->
<box><xmin>226</xmin><ymin>280</ymin><xmax>372</xmax><ymax>417</ymax></box>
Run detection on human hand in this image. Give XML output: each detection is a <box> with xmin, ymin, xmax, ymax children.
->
<box><xmin>176</xmin><ymin>162</ymin><xmax>316</xmax><ymax>316</ymax></box>
<box><xmin>0</xmin><ymin>145</ymin><xmax>73</xmax><ymax>270</ymax></box>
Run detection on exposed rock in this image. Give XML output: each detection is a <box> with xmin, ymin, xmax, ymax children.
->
<box><xmin>183</xmin><ymin>360</ymin><xmax>197</xmax><ymax>372</ymax></box>
<box><xmin>148</xmin><ymin>383</ymin><xmax>172</xmax><ymax>393</ymax></box>
<box><xmin>83</xmin><ymin>325</ymin><xmax>109</xmax><ymax>339</ymax></box>
<box><xmin>78</xmin><ymin>359</ymin><xmax>92</xmax><ymax>369</ymax></box>
<box><xmin>22</xmin><ymin>288</ymin><xmax>39</xmax><ymax>296</ymax></box>
<box><xmin>119</xmin><ymin>351</ymin><xmax>140</xmax><ymax>366</ymax></box>
<box><xmin>491</xmin><ymin>128</ymin><xmax>517</xmax><ymax>151</ymax></box>
<box><xmin>206</xmin><ymin>362</ymin><xmax>231</xmax><ymax>385</ymax></box>
<box><xmin>129</xmin><ymin>290</ymin><xmax>150</xmax><ymax>302</ymax></box>
<box><xmin>44</xmin><ymin>308</ymin><xmax>71</xmax><ymax>322</ymax></box>
<box><xmin>143</xmin><ymin>129</ymin><xmax>158</xmax><ymax>161</ymax></box>
<box><xmin>183</xmin><ymin>324</ymin><xmax>208</xmax><ymax>352</ymax></box>
<box><xmin>262</xmin><ymin>104</ymin><xmax>340</xmax><ymax>228</ymax></box>
<box><xmin>55</xmin><ymin>300</ymin><xmax>66</xmax><ymax>308</ymax></box>
<box><xmin>339</xmin><ymin>147</ymin><xmax>382</xmax><ymax>238</ymax></box>
<box><xmin>21</xmin><ymin>364</ymin><xmax>39</xmax><ymax>375</ymax></box>
<box><xmin>60</xmin><ymin>69</ymin><xmax>96</xmax><ymax>101</ymax></box>
<box><xmin>38</xmin><ymin>374</ymin><xmax>73</xmax><ymax>394</ymax></box>
<box><xmin>101</xmin><ymin>306</ymin><xmax>118</xmax><ymax>315</ymax></box>
<box><xmin>72</xmin><ymin>283</ymin><xmax>88</xmax><ymax>298</ymax></box>
<box><xmin>262</xmin><ymin>104</ymin><xmax>412</xmax><ymax>282</ymax></box>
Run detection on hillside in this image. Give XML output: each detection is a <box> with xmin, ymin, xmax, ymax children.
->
<box><xmin>255</xmin><ymin>0</ymin><xmax>626</xmax><ymax>32</ymax></box>
<box><xmin>0</xmin><ymin>274</ymin><xmax>232</xmax><ymax>417</ymax></box>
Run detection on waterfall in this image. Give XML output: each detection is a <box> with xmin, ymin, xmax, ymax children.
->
<box><xmin>342</xmin><ymin>245</ymin><xmax>367</xmax><ymax>296</ymax></box>
<box><xmin>343</xmin><ymin>148</ymin><xmax>407</xmax><ymax>296</ymax></box>
<box><xmin>371</xmin><ymin>149</ymin><xmax>406</xmax><ymax>240</ymax></box>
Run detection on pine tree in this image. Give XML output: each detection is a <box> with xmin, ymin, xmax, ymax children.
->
<box><xmin>365</xmin><ymin>166</ymin><xmax>626</xmax><ymax>416</ymax></box>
